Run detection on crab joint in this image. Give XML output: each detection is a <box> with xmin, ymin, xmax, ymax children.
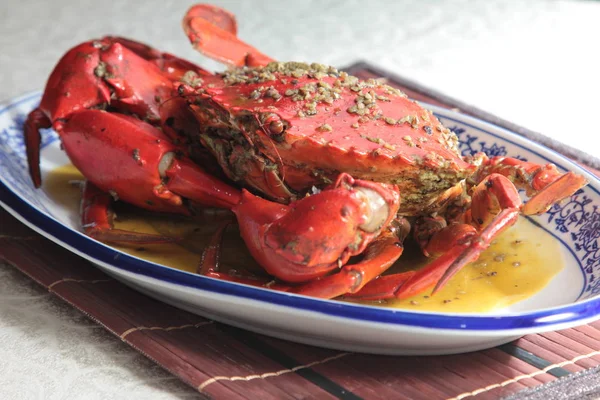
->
<box><xmin>356</xmin><ymin>187</ymin><xmax>389</xmax><ymax>233</ymax></box>
<box><xmin>269</xmin><ymin>119</ymin><xmax>284</xmax><ymax>135</ymax></box>
<box><xmin>261</xmin><ymin>113</ymin><xmax>286</xmax><ymax>137</ymax></box>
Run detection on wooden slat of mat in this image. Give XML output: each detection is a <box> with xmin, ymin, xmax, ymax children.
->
<box><xmin>201</xmin><ymin>326</ymin><xmax>356</xmax><ymax>399</ymax></box>
<box><xmin>573</xmin><ymin>324</ymin><xmax>600</xmax><ymax>341</ymax></box>
<box><xmin>475</xmin><ymin>349</ymin><xmax>554</xmax><ymax>386</ymax></box>
<box><xmin>0</xmin><ymin>215</ymin><xmax>337</xmax><ymax>400</ymax></box>
<box><xmin>280</xmin><ymin>347</ymin><xmax>525</xmax><ymax>400</ymax></box>
<box><xmin>516</xmin><ymin>335</ymin><xmax>595</xmax><ymax>372</ymax></box>
<box><xmin>3</xmin><ymin>62</ymin><xmax>600</xmax><ymax>400</ymax></box>
<box><xmin>497</xmin><ymin>344</ymin><xmax>571</xmax><ymax>378</ymax></box>
<box><xmin>540</xmin><ymin>331</ymin><xmax>600</xmax><ymax>364</ymax></box>
<box><xmin>270</xmin><ymin>341</ymin><xmax>513</xmax><ymax>400</ymax></box>
<box><xmin>208</xmin><ymin>327</ymin><xmax>569</xmax><ymax>400</ymax></box>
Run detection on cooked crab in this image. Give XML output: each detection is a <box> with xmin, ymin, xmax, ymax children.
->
<box><xmin>23</xmin><ymin>4</ymin><xmax>587</xmax><ymax>301</ymax></box>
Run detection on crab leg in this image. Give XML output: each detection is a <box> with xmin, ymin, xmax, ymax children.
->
<box><xmin>80</xmin><ymin>181</ymin><xmax>175</xmax><ymax>245</ymax></box>
<box><xmin>288</xmin><ymin>228</ymin><xmax>406</xmax><ymax>299</ymax></box>
<box><xmin>24</xmin><ymin>109</ymin><xmax>51</xmax><ymax>188</ymax></box>
<box><xmin>347</xmin><ymin>245</ymin><xmax>468</xmax><ymax>301</ymax></box>
<box><xmin>431</xmin><ymin>209</ymin><xmax>519</xmax><ymax>294</ymax></box>
<box><xmin>183</xmin><ymin>4</ymin><xmax>274</xmax><ymax>67</ymax></box>
<box><xmin>341</xmin><ymin>272</ymin><xmax>415</xmax><ymax>301</ymax></box>
<box><xmin>423</xmin><ymin>223</ymin><xmax>478</xmax><ymax>257</ymax></box>
<box><xmin>412</xmin><ymin>216</ymin><xmax>478</xmax><ymax>257</ymax></box>
<box><xmin>423</xmin><ymin>173</ymin><xmax>522</xmax><ymax>295</ymax></box>
<box><xmin>348</xmin><ymin>224</ymin><xmax>480</xmax><ymax>300</ymax></box>
<box><xmin>478</xmin><ymin>156</ymin><xmax>587</xmax><ymax>214</ymax></box>
<box><xmin>522</xmin><ymin>171</ymin><xmax>587</xmax><ymax>215</ymax></box>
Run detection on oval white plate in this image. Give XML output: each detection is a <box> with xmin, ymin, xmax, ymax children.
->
<box><xmin>2</xmin><ymin>92</ymin><xmax>600</xmax><ymax>355</ymax></box>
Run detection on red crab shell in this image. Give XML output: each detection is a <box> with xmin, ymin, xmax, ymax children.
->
<box><xmin>179</xmin><ymin>62</ymin><xmax>475</xmax><ymax>215</ymax></box>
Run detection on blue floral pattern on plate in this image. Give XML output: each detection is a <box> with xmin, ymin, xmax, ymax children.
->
<box><xmin>450</xmin><ymin>125</ymin><xmax>527</xmax><ymax>161</ymax></box>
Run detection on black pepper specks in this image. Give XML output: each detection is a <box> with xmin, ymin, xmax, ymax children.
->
<box><xmin>219</xmin><ymin>62</ymin><xmax>410</xmax><ymax>123</ymax></box>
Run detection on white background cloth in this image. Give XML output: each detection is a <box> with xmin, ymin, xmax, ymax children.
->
<box><xmin>1</xmin><ymin>0</ymin><xmax>599</xmax><ymax>398</ymax></box>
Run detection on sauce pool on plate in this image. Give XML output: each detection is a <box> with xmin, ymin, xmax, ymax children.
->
<box><xmin>44</xmin><ymin>163</ymin><xmax>565</xmax><ymax>313</ymax></box>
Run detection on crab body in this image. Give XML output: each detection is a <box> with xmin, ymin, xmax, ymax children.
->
<box><xmin>179</xmin><ymin>62</ymin><xmax>473</xmax><ymax>213</ymax></box>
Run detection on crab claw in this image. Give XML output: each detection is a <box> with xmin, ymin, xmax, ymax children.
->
<box><xmin>198</xmin><ymin>206</ymin><xmax>408</xmax><ymax>300</ymax></box>
<box><xmin>59</xmin><ymin>109</ymin><xmax>240</xmax><ymax>215</ymax></box>
<box><xmin>224</xmin><ymin>174</ymin><xmax>402</xmax><ymax>297</ymax></box>
<box><xmin>23</xmin><ymin>36</ymin><xmax>209</xmax><ymax>189</ymax></box>
<box><xmin>289</xmin><ymin>222</ymin><xmax>407</xmax><ymax>299</ymax></box>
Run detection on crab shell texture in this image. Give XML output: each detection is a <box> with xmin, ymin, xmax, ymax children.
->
<box><xmin>181</xmin><ymin>61</ymin><xmax>474</xmax><ymax>215</ymax></box>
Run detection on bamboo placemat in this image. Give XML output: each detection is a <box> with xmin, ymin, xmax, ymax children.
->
<box><xmin>1</xmin><ymin>63</ymin><xmax>600</xmax><ymax>400</ymax></box>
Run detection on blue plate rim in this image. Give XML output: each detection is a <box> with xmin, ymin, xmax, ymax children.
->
<box><xmin>2</xmin><ymin>91</ymin><xmax>600</xmax><ymax>332</ymax></box>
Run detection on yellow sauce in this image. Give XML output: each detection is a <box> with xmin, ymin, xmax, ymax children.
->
<box><xmin>44</xmin><ymin>163</ymin><xmax>565</xmax><ymax>313</ymax></box>
<box><xmin>366</xmin><ymin>220</ymin><xmax>563</xmax><ymax>312</ymax></box>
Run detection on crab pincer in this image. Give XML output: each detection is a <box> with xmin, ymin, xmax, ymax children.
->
<box><xmin>197</xmin><ymin>173</ymin><xmax>406</xmax><ymax>299</ymax></box>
